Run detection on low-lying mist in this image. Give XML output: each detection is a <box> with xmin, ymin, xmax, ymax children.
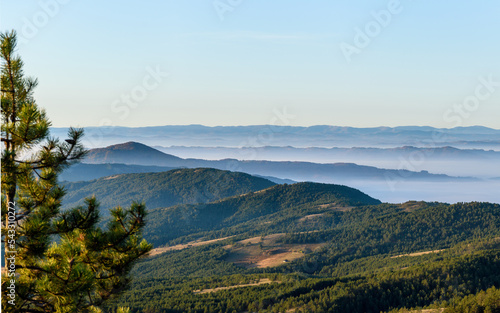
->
<box><xmin>318</xmin><ymin>179</ymin><xmax>500</xmax><ymax>204</ymax></box>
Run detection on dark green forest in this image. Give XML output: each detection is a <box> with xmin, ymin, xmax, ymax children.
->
<box><xmin>62</xmin><ymin>168</ymin><xmax>276</xmax><ymax>213</ymax></box>
<box><xmin>113</xmin><ymin>248</ymin><xmax>500</xmax><ymax>312</ymax></box>
<box><xmin>91</xmin><ymin>177</ymin><xmax>500</xmax><ymax>313</ymax></box>
<box><xmin>143</xmin><ymin>181</ymin><xmax>381</xmax><ymax>246</ymax></box>
<box><xmin>60</xmin><ymin>166</ymin><xmax>500</xmax><ymax>313</ymax></box>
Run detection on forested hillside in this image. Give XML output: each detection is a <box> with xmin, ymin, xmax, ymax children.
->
<box><xmin>62</xmin><ymin>168</ymin><xmax>276</xmax><ymax>213</ymax></box>
<box><xmin>60</xmin><ymin>159</ymin><xmax>500</xmax><ymax>313</ymax></box>
<box><xmin>143</xmin><ymin>182</ymin><xmax>381</xmax><ymax>246</ymax></box>
<box><xmin>58</xmin><ymin>161</ymin><xmax>500</xmax><ymax>313</ymax></box>
<box><xmin>105</xmin><ymin>201</ymin><xmax>500</xmax><ymax>312</ymax></box>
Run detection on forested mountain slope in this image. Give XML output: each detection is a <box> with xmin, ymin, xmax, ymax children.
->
<box><xmin>107</xmin><ymin>201</ymin><xmax>500</xmax><ymax>313</ymax></box>
<box><xmin>144</xmin><ymin>182</ymin><xmax>381</xmax><ymax>246</ymax></box>
<box><xmin>62</xmin><ymin>168</ymin><xmax>276</xmax><ymax>212</ymax></box>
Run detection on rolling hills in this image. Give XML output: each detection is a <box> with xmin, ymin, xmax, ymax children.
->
<box><xmin>62</xmin><ymin>168</ymin><xmax>276</xmax><ymax>213</ymax></box>
<box><xmin>110</xmin><ymin>198</ymin><xmax>500</xmax><ymax>312</ymax></box>
<box><xmin>75</xmin><ymin>142</ymin><xmax>500</xmax><ymax>204</ymax></box>
<box><xmin>58</xmin><ymin>156</ymin><xmax>500</xmax><ymax>312</ymax></box>
<box><xmin>53</xmin><ymin>136</ymin><xmax>500</xmax><ymax>312</ymax></box>
<box><xmin>143</xmin><ymin>181</ymin><xmax>381</xmax><ymax>246</ymax></box>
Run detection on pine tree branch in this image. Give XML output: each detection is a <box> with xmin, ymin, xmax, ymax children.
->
<box><xmin>5</xmin><ymin>45</ymin><xmax>17</xmax><ymax>115</ymax></box>
<box><xmin>106</xmin><ymin>222</ymin><xmax>139</xmax><ymax>252</ymax></box>
<box><xmin>20</xmin><ymin>265</ymin><xmax>66</xmax><ymax>283</ymax></box>
<box><xmin>13</xmin><ymin>158</ymin><xmax>44</xmax><ymax>165</ymax></box>
<box><xmin>53</xmin><ymin>201</ymin><xmax>97</xmax><ymax>234</ymax></box>
<box><xmin>2</xmin><ymin>31</ymin><xmax>150</xmax><ymax>312</ymax></box>
<box><xmin>32</xmin><ymin>169</ymin><xmax>50</xmax><ymax>181</ymax></box>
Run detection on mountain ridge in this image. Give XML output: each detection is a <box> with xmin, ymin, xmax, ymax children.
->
<box><xmin>85</xmin><ymin>141</ymin><xmax>186</xmax><ymax>167</ymax></box>
<box><xmin>144</xmin><ymin>181</ymin><xmax>382</xmax><ymax>246</ymax></box>
<box><xmin>50</xmin><ymin>125</ymin><xmax>500</xmax><ymax>149</ymax></box>
<box><xmin>62</xmin><ymin>168</ymin><xmax>276</xmax><ymax>213</ymax></box>
<box><xmin>81</xmin><ymin>141</ymin><xmax>474</xmax><ymax>183</ymax></box>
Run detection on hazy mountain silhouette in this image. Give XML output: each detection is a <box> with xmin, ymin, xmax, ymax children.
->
<box><xmin>81</xmin><ymin>142</ymin><xmax>472</xmax><ymax>183</ymax></box>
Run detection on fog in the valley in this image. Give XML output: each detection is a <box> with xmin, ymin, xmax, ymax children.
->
<box><xmin>316</xmin><ymin>179</ymin><xmax>500</xmax><ymax>204</ymax></box>
<box><xmin>156</xmin><ymin>146</ymin><xmax>500</xmax><ymax>179</ymax></box>
<box><xmin>53</xmin><ymin>125</ymin><xmax>499</xmax><ymax>204</ymax></box>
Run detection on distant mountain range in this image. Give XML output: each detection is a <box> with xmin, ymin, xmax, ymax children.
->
<box><xmin>72</xmin><ymin>141</ymin><xmax>500</xmax><ymax>203</ymax></box>
<box><xmin>154</xmin><ymin>145</ymin><xmax>500</xmax><ymax>178</ymax></box>
<box><xmin>59</xmin><ymin>163</ymin><xmax>176</xmax><ymax>182</ymax></box>
<box><xmin>80</xmin><ymin>142</ymin><xmax>470</xmax><ymax>184</ymax></box>
<box><xmin>155</xmin><ymin>145</ymin><xmax>500</xmax><ymax>161</ymax></box>
<box><xmin>51</xmin><ymin>125</ymin><xmax>500</xmax><ymax>149</ymax></box>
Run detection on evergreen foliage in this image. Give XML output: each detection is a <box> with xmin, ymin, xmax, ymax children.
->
<box><xmin>1</xmin><ymin>30</ymin><xmax>151</xmax><ymax>313</ymax></box>
<box><xmin>444</xmin><ymin>287</ymin><xmax>500</xmax><ymax>313</ymax></box>
<box><xmin>111</xmin><ymin>246</ymin><xmax>500</xmax><ymax>312</ymax></box>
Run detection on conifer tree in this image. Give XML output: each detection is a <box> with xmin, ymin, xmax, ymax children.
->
<box><xmin>1</xmin><ymin>30</ymin><xmax>152</xmax><ymax>313</ymax></box>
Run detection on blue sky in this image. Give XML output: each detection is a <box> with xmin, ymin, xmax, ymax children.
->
<box><xmin>1</xmin><ymin>0</ymin><xmax>499</xmax><ymax>128</ymax></box>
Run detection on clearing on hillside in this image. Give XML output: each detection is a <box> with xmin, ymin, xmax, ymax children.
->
<box><xmin>148</xmin><ymin>236</ymin><xmax>234</xmax><ymax>257</ymax></box>
<box><xmin>192</xmin><ymin>278</ymin><xmax>280</xmax><ymax>294</ymax></box>
<box><xmin>223</xmin><ymin>233</ymin><xmax>325</xmax><ymax>268</ymax></box>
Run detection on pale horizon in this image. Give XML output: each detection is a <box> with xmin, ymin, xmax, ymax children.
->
<box><xmin>2</xmin><ymin>1</ymin><xmax>499</xmax><ymax>129</ymax></box>
<box><xmin>51</xmin><ymin>124</ymin><xmax>500</xmax><ymax>131</ymax></box>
